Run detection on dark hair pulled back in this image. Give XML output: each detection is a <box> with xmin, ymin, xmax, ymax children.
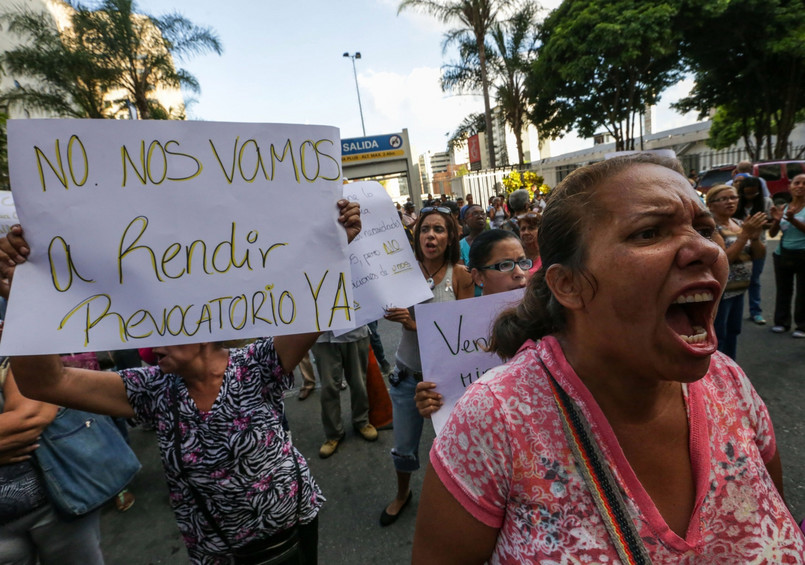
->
<box><xmin>488</xmin><ymin>153</ymin><xmax>684</xmax><ymax>359</ymax></box>
<box><xmin>734</xmin><ymin>176</ymin><xmax>764</xmax><ymax>219</ymax></box>
<box><xmin>467</xmin><ymin>229</ymin><xmax>521</xmax><ymax>269</ymax></box>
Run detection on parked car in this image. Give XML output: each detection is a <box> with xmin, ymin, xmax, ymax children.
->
<box><xmin>696</xmin><ymin>164</ymin><xmax>735</xmax><ymax>193</ymax></box>
<box><xmin>753</xmin><ymin>160</ymin><xmax>805</xmax><ymax>206</ymax></box>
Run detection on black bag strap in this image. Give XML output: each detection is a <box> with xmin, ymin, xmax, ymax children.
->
<box><xmin>170</xmin><ymin>377</ymin><xmax>302</xmax><ymax>551</ymax></box>
<box><xmin>537</xmin><ymin>358</ymin><xmax>653</xmax><ymax>565</ymax></box>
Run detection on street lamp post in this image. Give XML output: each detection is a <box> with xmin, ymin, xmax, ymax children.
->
<box><xmin>343</xmin><ymin>52</ymin><xmax>366</xmax><ymax>136</ymax></box>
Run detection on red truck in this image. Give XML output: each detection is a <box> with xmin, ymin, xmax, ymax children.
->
<box><xmin>697</xmin><ymin>160</ymin><xmax>805</xmax><ymax>205</ymax></box>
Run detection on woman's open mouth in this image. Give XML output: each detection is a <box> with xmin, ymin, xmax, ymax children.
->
<box><xmin>665</xmin><ymin>288</ymin><xmax>717</xmax><ymax>345</ymax></box>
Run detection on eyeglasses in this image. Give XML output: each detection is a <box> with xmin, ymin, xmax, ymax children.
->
<box><xmin>420</xmin><ymin>206</ymin><xmax>451</xmax><ymax>214</ymax></box>
<box><xmin>710</xmin><ymin>195</ymin><xmax>739</xmax><ymax>203</ymax></box>
<box><xmin>479</xmin><ymin>258</ymin><xmax>533</xmax><ymax>272</ymax></box>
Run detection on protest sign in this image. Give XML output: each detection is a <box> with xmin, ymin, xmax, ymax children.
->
<box><xmin>0</xmin><ymin>192</ymin><xmax>17</xmax><ymax>235</ymax></box>
<box><xmin>1</xmin><ymin>119</ymin><xmax>355</xmax><ymax>355</ymax></box>
<box><xmin>416</xmin><ymin>288</ymin><xmax>524</xmax><ymax>435</ymax></box>
<box><xmin>342</xmin><ymin>180</ymin><xmax>432</xmax><ymax>329</ymax></box>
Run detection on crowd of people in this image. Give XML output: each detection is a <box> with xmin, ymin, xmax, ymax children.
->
<box><xmin>1</xmin><ymin>155</ymin><xmax>804</xmax><ymax>563</ymax></box>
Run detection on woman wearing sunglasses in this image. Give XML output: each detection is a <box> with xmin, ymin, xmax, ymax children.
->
<box><xmin>380</xmin><ymin>206</ymin><xmax>473</xmax><ymax>527</ymax></box>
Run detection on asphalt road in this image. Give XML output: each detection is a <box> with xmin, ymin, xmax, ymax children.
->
<box><xmin>99</xmin><ymin>238</ymin><xmax>805</xmax><ymax>564</ymax></box>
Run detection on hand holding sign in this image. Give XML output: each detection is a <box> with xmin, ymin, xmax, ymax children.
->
<box><xmin>1</xmin><ymin>119</ymin><xmax>357</xmax><ymax>355</ymax></box>
<box><xmin>414</xmin><ymin>381</ymin><xmax>442</xmax><ymax>418</ymax></box>
<box><xmin>342</xmin><ymin>180</ymin><xmax>432</xmax><ymax>327</ymax></box>
<box><xmin>415</xmin><ymin>288</ymin><xmax>524</xmax><ymax>435</ymax></box>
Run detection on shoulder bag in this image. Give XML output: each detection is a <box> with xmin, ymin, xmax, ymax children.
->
<box><xmin>539</xmin><ymin>358</ymin><xmax>653</xmax><ymax>565</ymax></box>
<box><xmin>170</xmin><ymin>378</ymin><xmax>304</xmax><ymax>565</ymax></box>
<box><xmin>34</xmin><ymin>407</ymin><xmax>141</xmax><ymax>516</ymax></box>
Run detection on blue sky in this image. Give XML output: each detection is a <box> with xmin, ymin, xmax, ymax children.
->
<box><xmin>135</xmin><ymin>0</ymin><xmax>700</xmax><ymax>158</ymax></box>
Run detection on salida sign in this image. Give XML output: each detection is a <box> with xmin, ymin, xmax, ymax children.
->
<box><xmin>341</xmin><ymin>133</ymin><xmax>404</xmax><ymax>163</ymax></box>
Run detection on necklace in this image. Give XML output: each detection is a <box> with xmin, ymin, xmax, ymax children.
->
<box><xmin>422</xmin><ymin>260</ymin><xmax>446</xmax><ymax>289</ymax></box>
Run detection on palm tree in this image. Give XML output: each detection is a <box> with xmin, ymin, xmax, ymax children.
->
<box><xmin>73</xmin><ymin>0</ymin><xmax>222</xmax><ymax>119</ymax></box>
<box><xmin>399</xmin><ymin>0</ymin><xmax>512</xmax><ymax>169</ymax></box>
<box><xmin>447</xmin><ymin>111</ymin><xmax>485</xmax><ymax>150</ymax></box>
<box><xmin>440</xmin><ymin>3</ymin><xmax>538</xmax><ymax>165</ymax></box>
<box><xmin>487</xmin><ymin>4</ymin><xmax>538</xmax><ymax>165</ymax></box>
<box><xmin>0</xmin><ymin>7</ymin><xmax>115</xmax><ymax>118</ymax></box>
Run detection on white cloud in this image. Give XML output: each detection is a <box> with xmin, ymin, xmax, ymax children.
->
<box><xmin>360</xmin><ymin>66</ymin><xmax>484</xmax><ymax>153</ymax></box>
<box><xmin>653</xmin><ymin>76</ymin><xmax>701</xmax><ymax>131</ymax></box>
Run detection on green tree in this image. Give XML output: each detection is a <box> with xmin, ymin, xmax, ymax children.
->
<box><xmin>399</xmin><ymin>0</ymin><xmax>513</xmax><ymax>168</ymax></box>
<box><xmin>73</xmin><ymin>0</ymin><xmax>222</xmax><ymax>119</ymax></box>
<box><xmin>675</xmin><ymin>0</ymin><xmax>805</xmax><ymax>160</ymax></box>
<box><xmin>441</xmin><ymin>4</ymin><xmax>539</xmax><ymax>165</ymax></box>
<box><xmin>488</xmin><ymin>4</ymin><xmax>538</xmax><ymax>165</ymax></box>
<box><xmin>1</xmin><ymin>0</ymin><xmax>221</xmax><ymax>121</ymax></box>
<box><xmin>0</xmin><ymin>112</ymin><xmax>9</xmax><ymax>190</ymax></box>
<box><xmin>0</xmin><ymin>7</ymin><xmax>115</xmax><ymax>118</ymax></box>
<box><xmin>706</xmin><ymin>105</ymin><xmax>760</xmax><ymax>157</ymax></box>
<box><xmin>528</xmin><ymin>0</ymin><xmax>682</xmax><ymax>151</ymax></box>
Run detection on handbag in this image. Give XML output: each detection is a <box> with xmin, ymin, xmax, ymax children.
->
<box><xmin>170</xmin><ymin>379</ymin><xmax>304</xmax><ymax>565</ymax></box>
<box><xmin>539</xmin><ymin>358</ymin><xmax>653</xmax><ymax>565</ymax></box>
<box><xmin>34</xmin><ymin>407</ymin><xmax>141</xmax><ymax>516</ymax></box>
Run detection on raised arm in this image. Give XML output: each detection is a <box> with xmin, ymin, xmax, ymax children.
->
<box><xmin>10</xmin><ymin>354</ymin><xmax>135</xmax><ymax>418</ymax></box>
<box><xmin>275</xmin><ymin>199</ymin><xmax>362</xmax><ymax>373</ymax></box>
<box><xmin>0</xmin><ymin>226</ymin><xmax>135</xmax><ymax>418</ymax></box>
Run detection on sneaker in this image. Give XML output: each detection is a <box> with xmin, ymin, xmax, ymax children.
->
<box><xmin>380</xmin><ymin>360</ymin><xmax>393</xmax><ymax>377</ymax></box>
<box><xmin>752</xmin><ymin>315</ymin><xmax>766</xmax><ymax>325</ymax></box>
<box><xmin>115</xmin><ymin>489</ymin><xmax>135</xmax><ymax>512</ymax></box>
<box><xmin>319</xmin><ymin>437</ymin><xmax>342</xmax><ymax>458</ymax></box>
<box><xmin>357</xmin><ymin>423</ymin><xmax>378</xmax><ymax>442</ymax></box>
<box><xmin>771</xmin><ymin>326</ymin><xmax>787</xmax><ymax>333</ymax></box>
<box><xmin>793</xmin><ymin>330</ymin><xmax>805</xmax><ymax>339</ymax></box>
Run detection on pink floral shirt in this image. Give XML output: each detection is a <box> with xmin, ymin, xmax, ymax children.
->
<box><xmin>432</xmin><ymin>336</ymin><xmax>804</xmax><ymax>563</ymax></box>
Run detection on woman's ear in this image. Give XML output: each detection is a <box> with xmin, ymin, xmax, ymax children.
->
<box><xmin>545</xmin><ymin>264</ymin><xmax>585</xmax><ymax>310</ymax></box>
<box><xmin>470</xmin><ymin>268</ymin><xmax>484</xmax><ymax>288</ymax></box>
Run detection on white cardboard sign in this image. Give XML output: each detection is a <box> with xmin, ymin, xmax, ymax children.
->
<box><xmin>342</xmin><ymin>181</ymin><xmax>432</xmax><ymax>329</ymax></box>
<box><xmin>416</xmin><ymin>288</ymin><xmax>525</xmax><ymax>435</ymax></box>
<box><xmin>1</xmin><ymin>119</ymin><xmax>355</xmax><ymax>354</ymax></box>
<box><xmin>0</xmin><ymin>192</ymin><xmax>17</xmax><ymax>235</ymax></box>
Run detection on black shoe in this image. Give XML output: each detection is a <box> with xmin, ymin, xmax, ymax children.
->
<box><xmin>379</xmin><ymin>491</ymin><xmax>412</xmax><ymax>527</ymax></box>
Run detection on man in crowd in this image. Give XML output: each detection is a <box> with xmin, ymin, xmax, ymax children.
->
<box><xmin>312</xmin><ymin>326</ymin><xmax>378</xmax><ymax>458</ymax></box>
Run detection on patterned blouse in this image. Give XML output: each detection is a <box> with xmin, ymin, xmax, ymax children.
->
<box><xmin>120</xmin><ymin>338</ymin><xmax>323</xmax><ymax>564</ymax></box>
<box><xmin>716</xmin><ymin>220</ymin><xmax>754</xmax><ymax>300</ymax></box>
<box><xmin>432</xmin><ymin>336</ymin><xmax>804</xmax><ymax>563</ymax></box>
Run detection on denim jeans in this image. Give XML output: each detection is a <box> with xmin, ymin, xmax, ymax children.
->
<box><xmin>389</xmin><ymin>367</ymin><xmax>424</xmax><ymax>473</ymax></box>
<box><xmin>0</xmin><ymin>504</ymin><xmax>103</xmax><ymax>565</ymax></box>
<box><xmin>747</xmin><ymin>256</ymin><xmax>766</xmax><ymax>317</ymax></box>
<box><xmin>715</xmin><ymin>294</ymin><xmax>745</xmax><ymax>360</ymax></box>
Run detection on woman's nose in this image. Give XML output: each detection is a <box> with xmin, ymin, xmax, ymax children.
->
<box><xmin>677</xmin><ymin>230</ymin><xmax>723</xmax><ymax>269</ymax></box>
